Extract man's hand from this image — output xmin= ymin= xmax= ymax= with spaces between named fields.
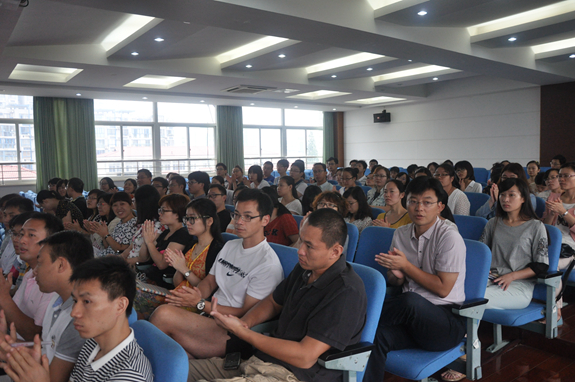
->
xmin=165 ymin=286 xmax=202 ymax=308
xmin=210 ymin=297 xmax=248 ymax=334
xmin=1 ymin=335 xmax=50 ymax=382
xmin=0 ymin=312 xmax=19 ymax=362
xmin=375 ymin=248 xmax=409 ymax=271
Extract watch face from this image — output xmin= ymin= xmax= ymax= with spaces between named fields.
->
xmin=197 ymin=300 xmax=205 ymax=311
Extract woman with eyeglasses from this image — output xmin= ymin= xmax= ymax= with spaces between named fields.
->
xmin=85 ymin=193 xmax=120 ymax=254
xmin=454 ymin=160 xmax=482 ymax=193
xmin=434 ymin=163 xmax=470 ymax=216
xmin=99 ymin=177 xmax=118 ymax=194
xmin=537 ymin=169 xmax=562 ymax=201
xmin=277 ymin=176 xmax=302 ymax=215
xmin=372 ymin=179 xmax=411 ymax=229
xmin=290 ymin=160 xmax=308 ymax=199
xmin=339 ymin=167 xmax=358 ymax=196
xmin=261 ymin=187 xmax=299 ymax=246
xmin=65 ymin=189 xmax=105 ymax=234
xmin=343 ymin=186 xmax=373 ymax=234
xmin=367 ymin=165 xmax=390 ymax=208
xmin=228 ymin=165 xmax=247 ymax=190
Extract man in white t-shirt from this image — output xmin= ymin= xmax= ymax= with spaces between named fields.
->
xmin=150 ymin=188 xmax=284 ymax=359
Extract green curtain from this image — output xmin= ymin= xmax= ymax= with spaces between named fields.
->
xmin=33 ymin=97 xmax=97 ymax=190
xmin=216 ymin=105 xmax=244 ymax=171
xmin=323 ymin=112 xmax=336 ymax=163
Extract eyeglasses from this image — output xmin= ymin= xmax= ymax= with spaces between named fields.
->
xmin=231 ymin=212 xmax=263 ymax=222
xmin=558 ymin=174 xmax=575 ymax=179
xmin=433 ymin=173 xmax=450 ymax=178
xmin=158 ymin=208 xmax=174 ymax=214
xmin=312 ymin=169 xmax=325 ymax=174
xmin=373 ymin=174 xmax=387 ymax=179
xmin=500 ymin=174 xmax=518 ymax=180
xmin=183 ymin=215 xmax=210 ymax=225
xmin=407 ymin=200 xmax=439 ymax=208
xmin=545 ymin=175 xmax=559 ymax=183
xmin=317 ymin=202 xmax=338 ymax=209
xmin=341 ymin=177 xmax=354 ymax=181
xmin=347 ymin=201 xmax=357 ymax=206
xmin=8 ymin=230 xmax=23 ymax=239
xmin=96 ymin=203 xmax=107 ymax=207
xmin=551 ymin=161 xmax=561 ymax=166
xmin=208 ymin=193 xmax=225 ymax=199
xmin=188 ymin=181 xmax=198 ymax=185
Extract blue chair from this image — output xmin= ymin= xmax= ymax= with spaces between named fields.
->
xmin=222 ymin=232 xmax=238 ymax=242
xmin=269 ymin=242 xmax=299 ymax=279
xmin=131 ymin=320 xmax=188 ymax=382
xmin=128 ymin=308 xmax=138 ymax=325
xmin=535 ymin=196 xmax=545 ymax=218
xmin=371 ymin=207 xmax=385 ymax=220
xmin=293 ymin=214 xmax=304 ymax=228
xmin=464 ymin=192 xmax=489 ymax=216
xmin=384 ymin=239 xmax=491 ymax=381
xmin=473 ymin=167 xmax=489 ymax=184
xmin=319 ymin=263 xmax=386 ymax=382
xmin=453 ymin=215 xmax=488 ymax=241
xmin=345 ymin=223 xmax=360 ymax=262
xmin=225 ymin=204 xmax=235 ymax=213
xmin=328 ymin=180 xmax=338 ymax=185
xmin=482 ymin=224 xmax=562 ymax=353
xmin=354 ymin=226 xmax=395 ymax=280
xmin=336 ymin=185 xmax=342 ymax=191
xmin=359 ymin=185 xmax=371 ymax=195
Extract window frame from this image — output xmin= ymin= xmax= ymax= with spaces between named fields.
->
xmin=0 ymin=118 xmax=35 ymax=185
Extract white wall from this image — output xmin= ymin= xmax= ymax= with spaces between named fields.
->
xmin=0 ymin=183 xmax=36 ymax=195
xmin=344 ymin=79 xmax=541 ymax=169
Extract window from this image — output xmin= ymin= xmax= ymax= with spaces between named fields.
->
xmin=243 ymin=107 xmax=323 ymax=169
xmin=0 ymin=95 xmax=35 ymax=183
xmin=95 ymin=100 xmax=216 ymax=178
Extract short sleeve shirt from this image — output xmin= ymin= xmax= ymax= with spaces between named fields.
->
xmin=13 ymin=270 xmax=56 ymax=328
xmin=103 ymin=217 xmax=138 ymax=256
xmin=391 ymin=217 xmax=466 ymax=305
xmin=56 ymin=199 xmax=85 ymax=226
xmin=264 ymin=213 xmax=299 ymax=246
xmin=42 ymin=295 xmax=85 ymax=363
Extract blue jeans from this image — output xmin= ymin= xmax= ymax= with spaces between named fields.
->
xmin=364 ymin=292 xmax=467 ymax=381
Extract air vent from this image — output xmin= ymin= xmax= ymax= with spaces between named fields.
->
xmin=223 ymin=85 xmax=277 ymax=94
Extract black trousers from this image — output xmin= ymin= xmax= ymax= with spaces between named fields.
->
xmin=364 ymin=292 xmax=467 ymax=381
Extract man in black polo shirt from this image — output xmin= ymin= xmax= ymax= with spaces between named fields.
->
xmin=188 ymin=208 xmax=367 ymax=382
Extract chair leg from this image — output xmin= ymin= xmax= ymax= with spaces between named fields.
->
xmin=343 ymin=371 xmax=357 ymax=382
xmin=486 ymin=324 xmax=508 ymax=353
xmin=545 ymin=284 xmax=558 ymax=339
xmin=466 ymin=318 xmax=482 ymax=380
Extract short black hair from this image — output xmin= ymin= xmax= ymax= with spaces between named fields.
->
xmin=305 ymin=208 xmax=347 ymax=248
xmin=67 ymin=177 xmax=84 ymax=193
xmin=70 ymin=256 xmax=136 ymax=317
xmin=209 ymin=183 xmax=227 ymax=195
xmin=8 ymin=211 xmax=36 ymax=229
xmin=277 ymin=159 xmax=289 ymax=168
xmin=327 ymin=157 xmax=339 ymax=164
xmin=39 ymin=230 xmax=93 ymax=271
xmin=137 ymin=169 xmax=153 ymax=178
xmin=263 ymin=161 xmax=273 ymax=169
xmin=47 ymin=178 xmax=62 ymax=187
xmin=171 ymin=175 xmax=187 ymax=188
xmin=369 ymin=159 xmax=378 ymax=165
xmin=110 ymin=191 xmax=132 ymax=207
xmin=235 ymin=188 xmax=273 ymax=218
xmin=407 ymin=164 xmax=419 ymax=174
xmin=248 ymin=165 xmax=264 ymax=183
xmin=454 ymin=160 xmax=475 ymax=181
xmin=100 ymin=177 xmax=117 ymax=190
xmin=357 ymin=160 xmax=368 ymax=171
xmin=389 ymin=166 xmax=399 ymax=173
xmin=534 ymin=172 xmax=546 ymax=186
xmin=37 ymin=190 xmax=62 ymax=203
xmin=216 ymin=163 xmax=228 ymax=171
xmin=27 ymin=212 xmax=65 ymax=236
xmin=405 ymin=176 xmax=444 ymax=202
xmin=313 ymin=162 xmax=327 ymax=172
xmin=1 ymin=194 xmax=21 ymax=209
xmin=152 ymin=177 xmax=169 ymax=189
xmin=553 ymin=154 xmax=567 ymax=165
xmin=134 ymin=185 xmax=160 ymax=224
xmin=414 ymin=167 xmax=432 ymax=178
xmin=301 ymin=185 xmax=322 ymax=215
xmin=188 ymin=171 xmax=210 ymax=194
xmin=212 ymin=176 xmax=225 ymax=185
xmin=4 ymin=197 xmax=34 ymax=213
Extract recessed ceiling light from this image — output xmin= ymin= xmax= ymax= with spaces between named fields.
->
xmin=131 ymin=52 xmax=139 ymax=56
xmin=250 ymin=103 xmax=255 ymax=105
xmin=294 ymin=106 xmax=298 ymax=108
xmin=570 ymin=54 xmax=575 ymax=58
xmin=418 ymin=10 xmax=427 ymax=16
xmin=366 ymin=67 xmax=373 ymax=71
xmin=154 ymin=37 xmax=164 ymax=42
xmin=142 ymin=97 xmax=148 ymax=99
xmin=331 ymin=75 xmax=337 ymax=78
xmin=408 ymin=59 xmax=413 ymax=62
xmin=278 ymin=54 xmax=286 ymax=58
xmin=332 ymin=108 xmax=337 ymax=111
xmin=508 ymin=37 xmax=517 ymax=42
xmin=246 ymin=64 xmax=252 ymax=68
xmin=432 ymin=77 xmax=439 ymax=81
xmin=200 ymin=100 xmax=205 ymax=103
xmin=183 ymin=21 xmax=190 ymax=24
xmin=76 ymin=93 xmax=81 ymax=96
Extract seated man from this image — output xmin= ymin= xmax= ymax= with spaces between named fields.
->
xmin=0 ymin=197 xmax=34 ymax=275
xmin=364 ymin=176 xmax=467 ymax=381
xmin=188 ymin=208 xmax=367 ymax=382
xmin=0 ymin=230 xmax=94 ymax=382
xmin=150 ymin=188 xmax=284 ymax=359
xmin=188 ymin=171 xmax=210 ymax=200
xmin=1 ymin=256 xmax=153 ymax=382
xmin=67 ymin=178 xmax=89 ymax=219
xmin=137 ymin=169 xmax=153 ymax=187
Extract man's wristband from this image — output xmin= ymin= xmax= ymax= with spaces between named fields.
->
xmin=563 ymin=211 xmax=569 ymax=217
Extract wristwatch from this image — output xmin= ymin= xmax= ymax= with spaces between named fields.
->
xmin=184 ymin=270 xmax=191 ymax=278
xmin=197 ymin=298 xmax=206 ymax=311
xmin=563 ymin=211 xmax=569 ymax=217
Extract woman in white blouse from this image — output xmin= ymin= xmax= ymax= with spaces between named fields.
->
xmin=434 ymin=163 xmax=470 ymax=216
xmin=454 ymin=160 xmax=482 ymax=193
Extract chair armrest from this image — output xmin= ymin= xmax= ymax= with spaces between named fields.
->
xmin=251 ymin=320 xmax=278 ymax=334
xmin=319 ymin=342 xmax=374 ymax=362
xmin=537 ymin=272 xmax=562 ymax=288
xmin=318 ymin=342 xmax=374 ymax=372
xmin=539 ymin=271 xmax=563 ymax=279
xmin=452 ymin=298 xmax=488 ymax=319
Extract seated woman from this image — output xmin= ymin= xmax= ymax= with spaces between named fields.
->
xmin=526 ymin=160 xmax=540 ymax=194
xmin=290 ymin=161 xmax=308 ymax=198
xmin=138 ymin=193 xmax=191 ymax=287
xmin=367 ymin=165 xmax=389 ymax=208
xmin=335 ymin=168 xmax=343 ymax=186
xmin=123 ymin=178 xmax=137 ymax=195
xmin=247 ymin=165 xmax=270 ymax=189
xmin=37 ymin=190 xmax=84 ymax=226
xmin=534 ymin=172 xmax=547 ymax=194
xmin=56 ymin=179 xmax=68 ymax=199
xmin=365 ymin=173 xmax=375 ymax=188
xmin=396 ymin=172 xmax=410 ymax=187
xmin=372 ymin=179 xmax=411 ymax=229
xmin=427 ymin=162 xmax=439 ymax=174
xmin=343 ymin=186 xmax=373 ymax=234
xmin=228 ymin=165 xmax=247 ymax=190
xmin=99 ymin=177 xmax=118 ymax=193
xmin=277 ymin=176 xmax=302 ymax=215
xmin=414 ymin=167 xmax=432 ymax=178
xmin=64 ymin=189 xmax=104 ymax=233
xmin=301 ymin=185 xmax=322 ymax=216
xmin=261 ymin=187 xmax=299 ymax=246
xmin=537 ymin=169 xmax=561 ymax=201
xmin=211 ymin=175 xmax=225 ymax=186
xmin=434 ymin=163 xmax=470 ymax=216
xmin=94 ymin=192 xmax=137 ymax=257
xmin=477 ymin=162 xmax=537 ymax=219
xmin=454 ymin=160 xmax=482 ymax=193
xmin=85 ymin=193 xmax=121 ymax=254
xmin=312 ymin=191 xmax=348 ymax=217
xmin=339 ymin=167 xmax=358 ymax=196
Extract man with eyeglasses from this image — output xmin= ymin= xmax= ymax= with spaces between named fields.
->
xmin=0 ymin=197 xmax=34 ymax=277
xmin=188 ymin=171 xmax=210 ymax=200
xmin=273 ymin=159 xmax=290 ymax=185
xmin=150 ymin=189 xmax=283 ymax=361
xmin=311 ymin=163 xmax=336 ymax=192
xmin=209 ymin=184 xmax=232 ymax=232
xmin=136 ymin=169 xmax=153 ymax=187
xmin=326 ymin=157 xmax=338 ymax=181
xmin=365 ymin=177 xmax=467 ymax=381
xmin=551 ymin=154 xmax=567 ymax=170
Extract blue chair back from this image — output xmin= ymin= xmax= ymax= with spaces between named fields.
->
xmin=473 ymin=167 xmax=489 ymax=184
xmin=453 ymin=215 xmax=488 ymax=241
xmin=225 ymin=204 xmax=235 ymax=213
xmin=535 ymin=197 xmax=545 ymax=219
xmin=345 ymin=223 xmax=360 ymax=262
xmin=327 ymin=180 xmax=338 ymax=185
xmin=464 ymin=192 xmax=489 ymax=216
xmin=371 ymin=207 xmax=385 ymax=220
xmin=222 ymin=232 xmax=238 ymax=242
xmin=354 ymin=226 xmax=395 ymax=280
xmin=269 ymin=242 xmax=299 ymax=279
xmin=360 ymin=186 xmax=371 ymax=195
xmin=335 ymin=185 xmax=342 ymax=191
xmin=463 ymin=239 xmax=491 ymax=300
xmin=128 ymin=308 xmax=138 ymax=325
xmin=533 ymin=224 xmax=561 ymax=300
xmin=293 ymin=215 xmax=304 ymax=228
xmin=131 ymin=320 xmax=188 ymax=382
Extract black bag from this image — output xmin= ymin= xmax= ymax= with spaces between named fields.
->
xmin=560 ymin=243 xmax=575 ymax=258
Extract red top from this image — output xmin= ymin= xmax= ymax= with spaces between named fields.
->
xmin=264 ymin=213 xmax=299 ymax=246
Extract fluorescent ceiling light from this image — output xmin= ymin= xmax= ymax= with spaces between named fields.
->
xmin=8 ymin=64 xmax=83 ymax=83
xmin=417 ymin=10 xmax=427 ymax=16
xmin=532 ymin=36 xmax=575 ymax=57
xmin=371 ymin=65 xmax=453 ymax=82
xmin=306 ymin=53 xmax=385 ymax=74
xmin=216 ymin=36 xmax=289 ymax=64
xmin=124 ymin=75 xmax=195 ymax=90
xmin=287 ymin=90 xmax=351 ymax=100
xmin=467 ymin=1 xmax=575 ymax=37
xmin=346 ymin=96 xmax=405 ymax=105
xmin=100 ymin=14 xmax=160 ymax=53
